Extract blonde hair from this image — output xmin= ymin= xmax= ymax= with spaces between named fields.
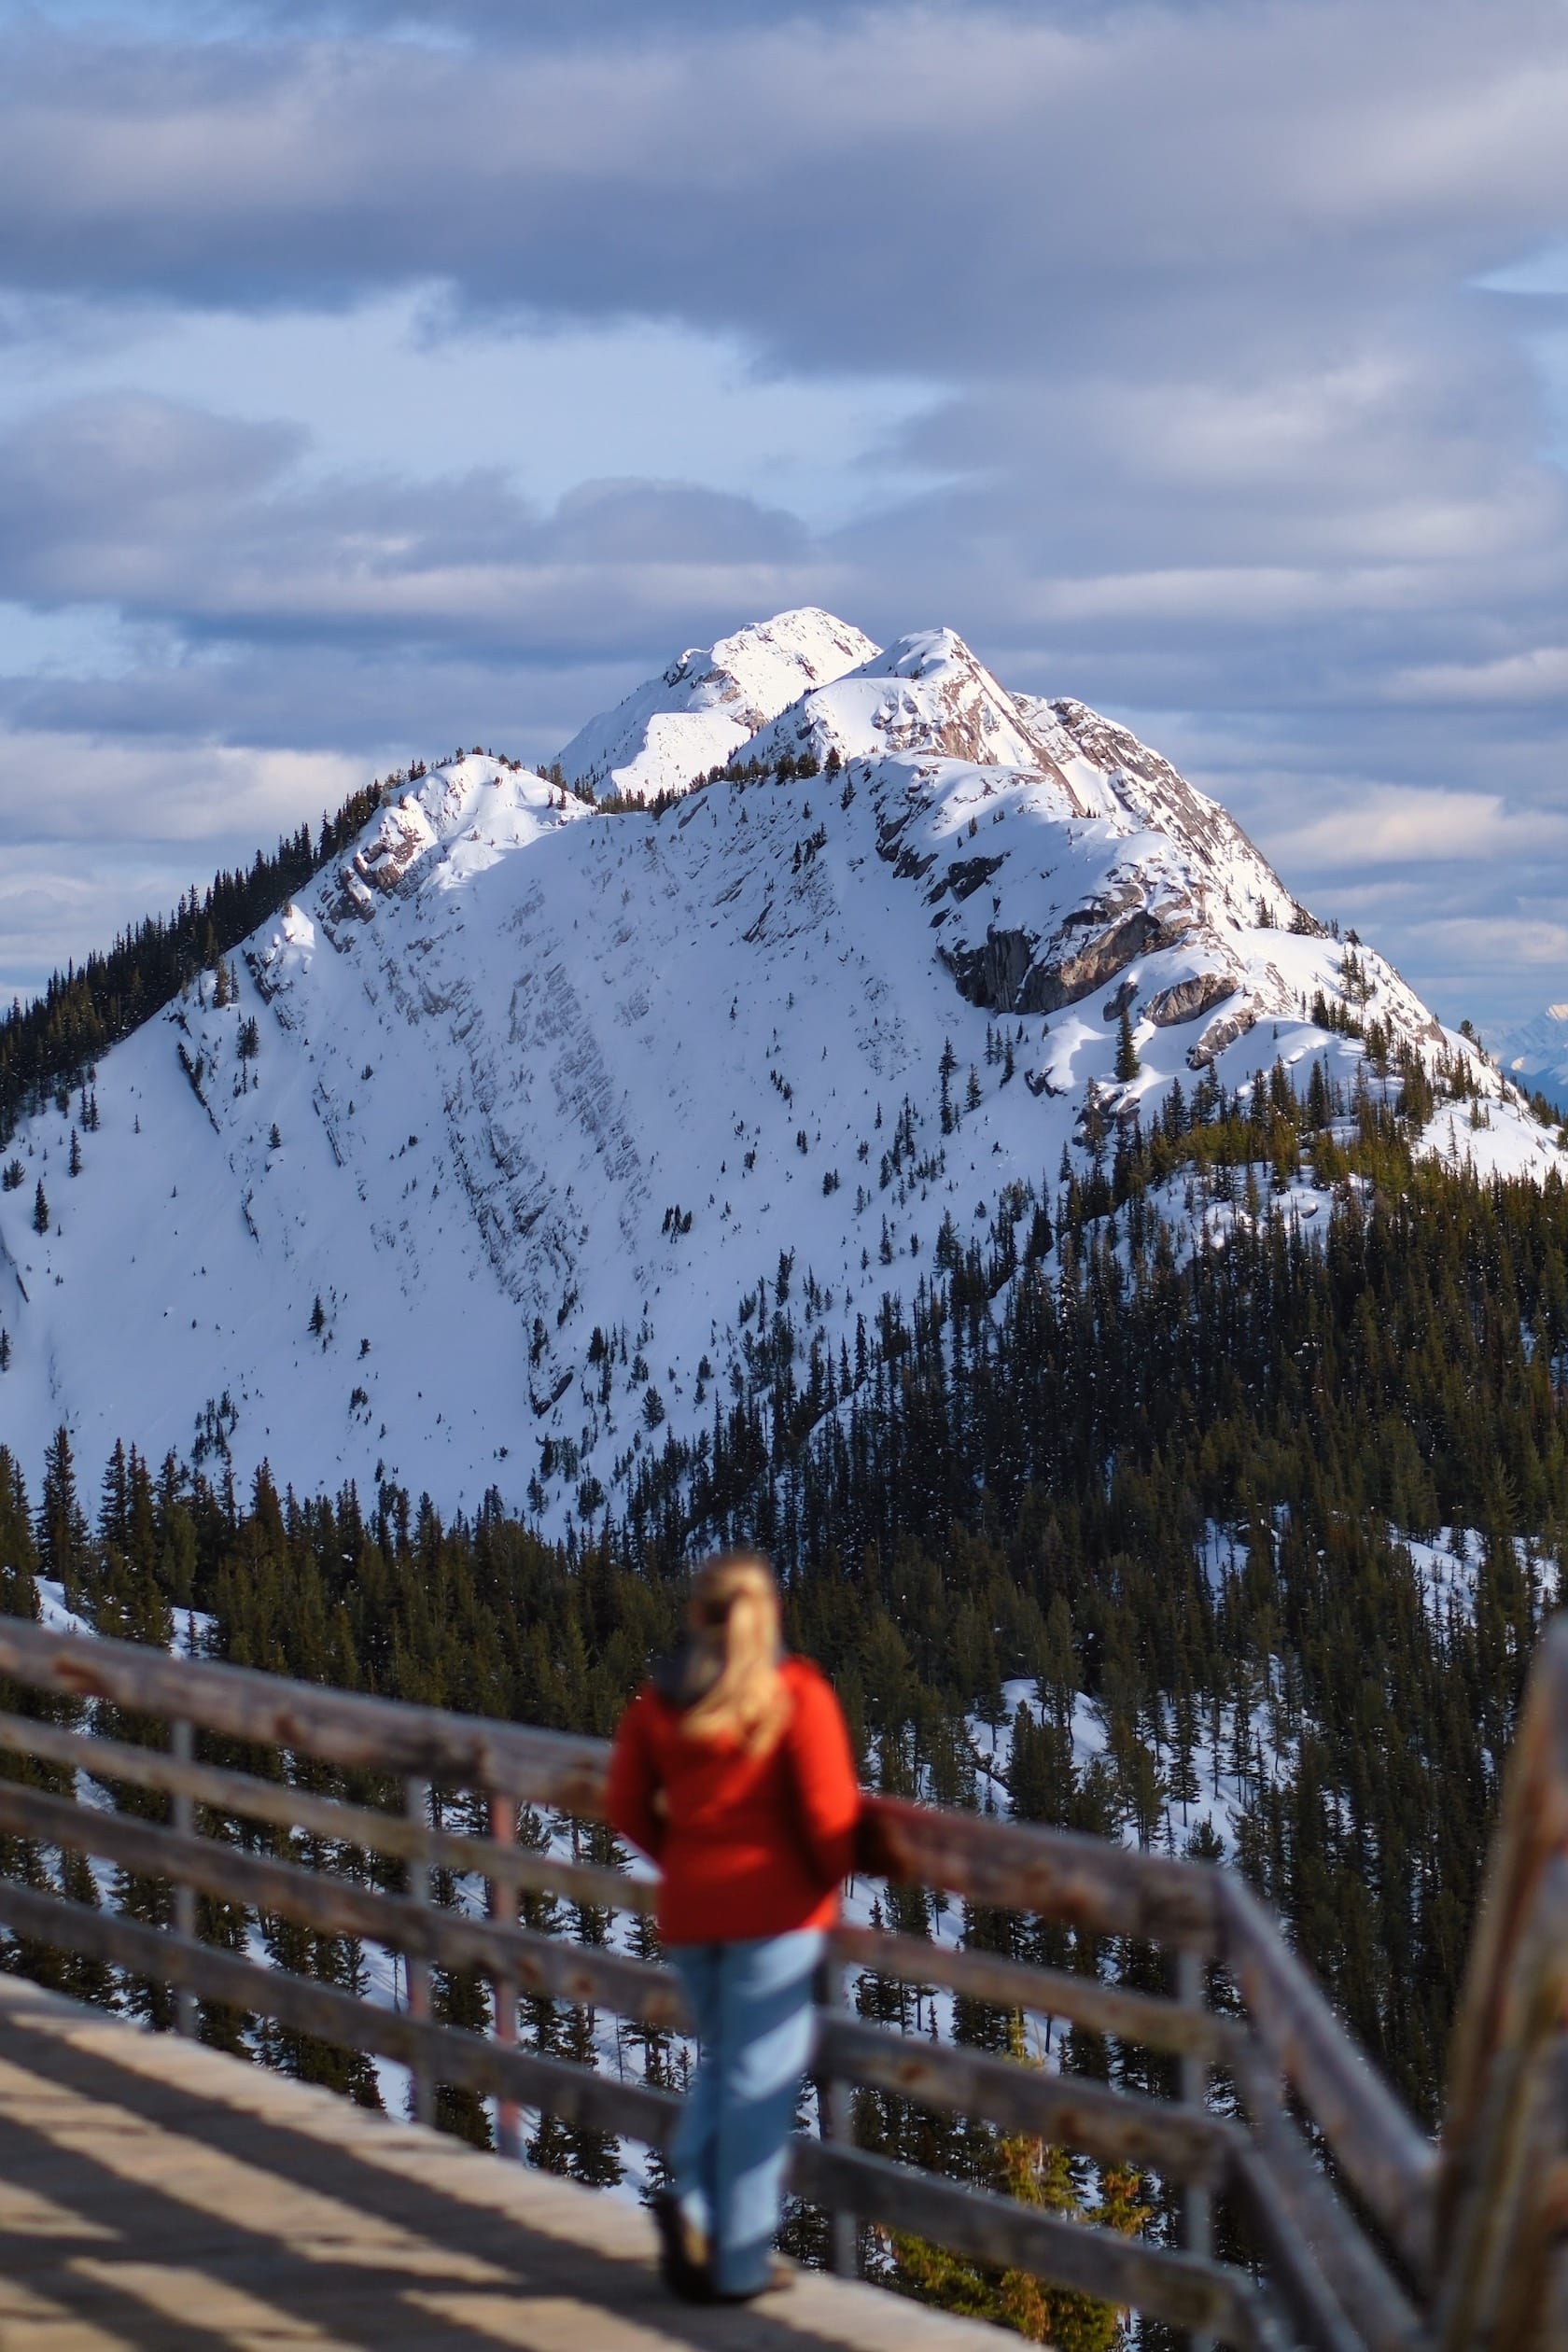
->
xmin=680 ymin=1550 xmax=791 ymax=1758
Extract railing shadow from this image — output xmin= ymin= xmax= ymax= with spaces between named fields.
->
xmin=0 ymin=1611 xmax=1563 ymax=2348
xmin=0 ymin=1978 xmax=910 ymax=2352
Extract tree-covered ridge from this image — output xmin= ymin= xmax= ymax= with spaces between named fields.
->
xmin=0 ymin=1128 xmax=1562 ymax=2340
xmin=2 ymin=1091 xmax=1563 ymax=2133
xmin=0 ymin=779 xmax=385 ymax=1146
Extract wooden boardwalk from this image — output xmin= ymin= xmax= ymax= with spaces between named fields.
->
xmin=0 ymin=1977 xmax=1002 ymax=2352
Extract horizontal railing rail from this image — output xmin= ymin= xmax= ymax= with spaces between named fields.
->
xmin=0 ymin=1610 xmax=1561 ymax=2349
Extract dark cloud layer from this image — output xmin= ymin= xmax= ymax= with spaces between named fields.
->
xmin=1 ymin=0 xmax=1565 ymax=1032
xmin=5 ymin=6 xmax=1566 ymax=357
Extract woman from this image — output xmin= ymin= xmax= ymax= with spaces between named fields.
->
xmin=606 ymin=1549 xmax=861 ymax=2304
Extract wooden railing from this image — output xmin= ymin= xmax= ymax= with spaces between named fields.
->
xmin=0 ymin=1612 xmax=1561 ymax=2351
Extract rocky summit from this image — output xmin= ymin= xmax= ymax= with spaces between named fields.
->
xmin=0 ymin=610 xmax=1559 ymax=1526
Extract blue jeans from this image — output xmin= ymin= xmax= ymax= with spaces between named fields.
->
xmin=668 ymin=1929 xmax=824 ymax=2296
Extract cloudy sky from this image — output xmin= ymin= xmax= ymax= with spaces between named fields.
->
xmin=3 ymin=0 xmax=1566 ymax=1040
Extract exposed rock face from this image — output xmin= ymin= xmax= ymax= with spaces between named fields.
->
xmin=6 ymin=615 xmax=1542 ymax=1534
xmin=945 ymin=903 xmax=1192 ymax=1016
xmin=356 ymin=797 xmax=437 ymax=895
xmin=1188 ymin=1000 xmax=1259 ymax=1069
xmin=1147 ymin=971 xmax=1239 ymax=1028
xmin=1022 ymin=910 xmax=1183 ymax=1014
xmin=940 ymin=854 xmax=1006 ymax=904
xmin=1021 ymin=696 xmax=1289 ymax=914
xmin=946 ymin=927 xmax=1033 ymax=1010
xmin=748 ymin=628 xmax=1092 ymax=805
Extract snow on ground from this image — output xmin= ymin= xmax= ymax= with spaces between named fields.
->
xmin=1404 ymin=1526 xmax=1561 ymax=1624
xmin=1493 ymin=1003 xmax=1568 ymax=1118
xmin=0 ymin=616 xmax=1558 ymax=1528
xmin=35 ymin=1579 xmax=93 ymax=1641
xmin=556 ymin=609 xmax=877 ymax=802
xmin=8 ymin=1503 xmax=1561 ymax=2170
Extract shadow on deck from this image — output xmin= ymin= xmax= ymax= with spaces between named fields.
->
xmin=0 ymin=1976 xmax=997 ymax=2352
xmin=0 ymin=1616 xmax=1565 ymax=2346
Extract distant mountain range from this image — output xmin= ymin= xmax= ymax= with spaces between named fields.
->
xmin=1 ymin=609 xmax=1559 ymax=1520
xmin=1494 ymin=1004 xmax=1568 ymax=1115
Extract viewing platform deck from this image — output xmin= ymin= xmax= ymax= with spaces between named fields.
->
xmin=0 ymin=1975 xmax=997 ymax=2352
xmin=0 ymin=1614 xmax=1563 ymax=2347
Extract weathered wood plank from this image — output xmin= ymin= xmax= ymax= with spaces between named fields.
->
xmin=0 ymin=1621 xmax=1225 ymax=1953
xmin=1229 ymin=2051 xmax=1426 ymax=2352
xmin=1430 ymin=1880 xmax=1568 ymax=2352
xmin=790 ymin=2138 xmax=1286 ymax=2349
xmin=0 ymin=1873 xmax=680 ymax=2149
xmin=859 ymin=1793 xmax=1224 ymax=1952
xmin=0 ymin=1709 xmax=653 ymax=1914
xmin=1405 ymin=1618 xmax=1568 ymax=2344
xmin=1441 ymin=1621 xmax=1568 ymax=2141
xmin=830 ymin=1924 xmax=1246 ymax=2064
xmin=1228 ymin=2137 xmax=1374 ymax=2352
xmin=0 ymin=1776 xmax=684 ymax=2028
xmin=1218 ymin=1874 xmax=1435 ymax=2288
xmin=816 ymin=2014 xmax=1240 ymax=2191
xmin=0 ymin=1617 xmax=611 ymax=1813
xmin=0 ymin=1974 xmax=1009 ymax=2352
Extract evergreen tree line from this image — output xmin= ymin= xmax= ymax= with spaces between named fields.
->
xmin=0 ymin=1436 xmax=1172 ymax=2343
xmin=0 ymin=1065 xmax=1564 ymax=2339
xmin=0 ymin=781 xmax=385 ymax=1146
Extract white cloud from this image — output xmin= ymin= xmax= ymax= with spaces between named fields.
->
xmin=1421 ymin=914 xmax=1568 ymax=969
xmin=1270 ymin=787 xmax=1568 ymax=869
xmin=1388 ymin=646 xmax=1568 ymax=703
xmin=0 ymin=733 xmax=371 ymax=997
xmin=1 ymin=0 xmax=1567 ymax=1039
xmin=0 ymin=727 xmax=366 ymax=849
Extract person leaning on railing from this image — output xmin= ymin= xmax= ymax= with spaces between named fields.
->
xmin=606 ymin=1549 xmax=861 ymax=2304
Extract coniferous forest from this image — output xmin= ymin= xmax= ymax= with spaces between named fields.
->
xmin=2 ymin=938 xmax=1565 ymax=2340
xmin=0 ymin=778 xmax=386 ymax=1148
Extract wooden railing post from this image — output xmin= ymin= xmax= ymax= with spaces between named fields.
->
xmin=0 ymin=1618 xmax=1485 ymax=2348
xmin=816 ymin=1957 xmax=858 ymax=2277
xmin=488 ymin=1791 xmax=521 ymax=2161
xmin=169 ymin=1717 xmax=197 ymax=2039
xmin=1177 ymin=1946 xmax=1214 ymax=2352
xmin=405 ymin=1776 xmax=435 ymax=2129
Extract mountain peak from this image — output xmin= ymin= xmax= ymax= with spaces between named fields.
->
xmin=557 ymin=607 xmax=876 ymax=800
xmin=742 ymin=623 xmax=1053 ymax=775
xmin=1 ymin=606 xmax=1560 ymax=1528
xmin=1495 ymin=1002 xmax=1568 ymax=1114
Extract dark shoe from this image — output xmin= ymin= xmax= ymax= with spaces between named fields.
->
xmin=651 ymin=2189 xmax=711 ymax=2303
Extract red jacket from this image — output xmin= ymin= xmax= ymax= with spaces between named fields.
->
xmin=605 ymin=1655 xmax=861 ymax=1945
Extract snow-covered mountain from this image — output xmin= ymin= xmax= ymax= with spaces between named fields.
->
xmin=0 ymin=612 xmax=1559 ymax=1524
xmin=1494 ymin=1005 xmax=1568 ymax=1115
xmin=556 ymin=608 xmax=877 ymax=801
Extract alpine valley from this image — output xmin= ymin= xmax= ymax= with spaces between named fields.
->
xmin=0 ymin=609 xmax=1561 ymax=1532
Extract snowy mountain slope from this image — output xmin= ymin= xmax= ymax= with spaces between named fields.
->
xmin=1494 ymin=1004 xmax=1568 ymax=1115
xmin=740 ymin=627 xmax=1444 ymax=1066
xmin=0 ymin=620 xmax=1559 ymax=1525
xmin=555 ymin=608 xmax=877 ymax=801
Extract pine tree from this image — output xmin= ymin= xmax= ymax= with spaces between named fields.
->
xmin=32 ymin=1179 xmax=49 ymax=1235
xmin=36 ymin=1427 xmax=91 ymax=1610
xmin=1114 ymin=1004 xmax=1141 ymax=1083
xmin=0 ymin=1445 xmax=38 ymax=1614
